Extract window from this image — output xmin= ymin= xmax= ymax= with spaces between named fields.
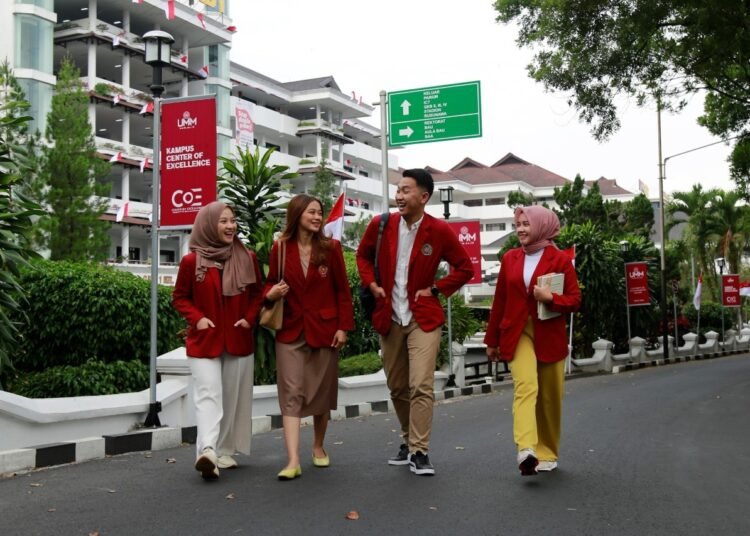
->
xmin=160 ymin=250 xmax=176 ymax=264
xmin=485 ymin=197 xmax=505 ymax=206
xmin=485 ymin=223 xmax=506 ymax=231
xmin=265 ymin=142 xmax=281 ymax=151
xmin=344 ymin=165 xmax=353 ymax=173
xmin=358 ymin=169 xmax=369 ymax=177
xmin=116 ymin=247 xmax=141 ymax=262
xmin=463 ymin=199 xmax=482 ymax=207
xmin=15 ymin=14 xmax=53 ymax=73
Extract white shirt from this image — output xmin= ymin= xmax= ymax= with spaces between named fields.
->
xmin=392 ymin=215 xmax=423 ymax=326
xmin=523 ymin=249 xmax=544 ymax=290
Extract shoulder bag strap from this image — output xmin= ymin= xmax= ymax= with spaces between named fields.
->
xmin=373 ymin=211 xmax=389 ymax=284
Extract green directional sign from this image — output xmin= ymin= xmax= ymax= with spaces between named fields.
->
xmin=388 ymin=81 xmax=482 ymax=146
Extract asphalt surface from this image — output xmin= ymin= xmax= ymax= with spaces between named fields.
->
xmin=1 ymin=355 xmax=749 ymax=536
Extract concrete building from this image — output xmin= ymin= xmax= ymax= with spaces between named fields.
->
xmin=3 ymin=0 xmax=399 ymax=284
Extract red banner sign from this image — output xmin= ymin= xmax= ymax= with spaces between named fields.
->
xmin=722 ymin=274 xmax=741 ymax=307
xmin=448 ymin=220 xmax=482 ymax=285
xmin=160 ymin=96 xmax=217 ymax=228
xmin=625 ymin=261 xmax=650 ymax=306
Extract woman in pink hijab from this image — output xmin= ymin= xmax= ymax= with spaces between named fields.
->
xmin=484 ymin=205 xmax=581 ymax=476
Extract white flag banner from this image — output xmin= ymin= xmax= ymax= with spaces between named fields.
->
xmin=693 ymin=275 xmax=702 ymax=310
xmin=116 ymin=202 xmax=129 ymax=222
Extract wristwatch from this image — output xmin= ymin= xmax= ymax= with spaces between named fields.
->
xmin=430 ymin=286 xmax=440 ymax=297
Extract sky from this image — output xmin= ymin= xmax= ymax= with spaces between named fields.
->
xmin=227 ymin=0 xmax=735 ymax=197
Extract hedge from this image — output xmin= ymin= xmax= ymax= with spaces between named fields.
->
xmin=12 ymin=260 xmax=186 ymax=371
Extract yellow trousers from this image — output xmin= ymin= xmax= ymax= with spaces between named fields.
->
xmin=509 ymin=317 xmax=566 ymax=461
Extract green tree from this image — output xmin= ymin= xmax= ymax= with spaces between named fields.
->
xmin=668 ymin=184 xmax=719 ymax=299
xmin=310 ymin=142 xmax=338 ymax=214
xmin=506 ymin=189 xmax=535 ymax=208
xmin=622 ymin=194 xmax=655 ymax=239
xmin=39 ymin=57 xmax=111 ymax=260
xmin=0 ymin=104 xmax=43 ymax=386
xmin=707 ymin=189 xmax=748 ymax=276
xmin=217 ymin=146 xmax=297 ymax=267
xmin=0 ymin=61 xmax=43 ymax=216
xmin=493 ymin=1 xmax=750 ymax=193
xmin=553 ymin=175 xmax=608 ymax=229
xmin=342 ymin=212 xmax=372 ymax=249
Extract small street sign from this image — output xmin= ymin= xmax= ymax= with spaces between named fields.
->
xmin=387 ymin=81 xmax=482 ymax=146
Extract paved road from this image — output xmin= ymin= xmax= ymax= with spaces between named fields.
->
xmin=1 ymin=355 xmax=749 ymax=536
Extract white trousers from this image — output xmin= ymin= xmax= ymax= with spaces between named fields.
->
xmin=189 ymin=353 xmax=254 ymax=457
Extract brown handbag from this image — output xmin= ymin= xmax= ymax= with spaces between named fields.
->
xmin=259 ymin=241 xmax=285 ymax=330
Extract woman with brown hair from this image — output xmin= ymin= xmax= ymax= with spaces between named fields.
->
xmin=264 ymin=194 xmax=354 ymax=480
xmin=173 ymin=201 xmax=264 ymax=480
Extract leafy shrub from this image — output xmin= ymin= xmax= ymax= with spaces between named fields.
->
xmin=340 ymin=250 xmax=380 ymax=359
xmin=339 ymin=352 xmax=381 ymax=377
xmin=12 ymin=260 xmax=185 ymax=371
xmin=7 ymin=358 xmax=149 ymax=398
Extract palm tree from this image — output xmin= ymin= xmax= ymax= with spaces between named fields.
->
xmin=667 ymin=184 xmax=720 ymax=299
xmin=707 ymin=189 xmax=749 ymax=276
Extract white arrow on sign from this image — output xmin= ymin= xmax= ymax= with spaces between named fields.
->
xmin=400 ymin=100 xmax=411 ymax=116
xmin=398 ymin=126 xmax=414 ymax=137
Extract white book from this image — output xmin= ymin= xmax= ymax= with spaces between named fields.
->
xmin=537 ymin=272 xmax=564 ymax=320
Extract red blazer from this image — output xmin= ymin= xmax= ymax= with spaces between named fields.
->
xmin=356 ymin=212 xmax=474 ymax=336
xmin=173 ymin=251 xmax=264 ymax=358
xmin=263 ymin=239 xmax=354 ymax=348
xmin=483 ymin=246 xmax=581 ymax=362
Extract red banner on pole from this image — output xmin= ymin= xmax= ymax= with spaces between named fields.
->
xmin=160 ymin=96 xmax=217 ymax=228
xmin=447 ymin=220 xmax=482 ymax=285
xmin=722 ymin=274 xmax=741 ymax=307
xmin=625 ymin=261 xmax=650 ymax=306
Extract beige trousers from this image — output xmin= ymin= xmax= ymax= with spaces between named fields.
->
xmin=189 ymin=352 xmax=254 ymax=456
xmin=380 ymin=321 xmax=442 ymax=453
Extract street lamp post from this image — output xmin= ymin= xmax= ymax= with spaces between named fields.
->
xmin=717 ymin=256 xmax=726 ymax=344
xmin=439 ymin=186 xmax=456 ymax=387
xmin=143 ymin=30 xmax=174 ymax=428
xmin=620 ymin=240 xmax=632 ymax=350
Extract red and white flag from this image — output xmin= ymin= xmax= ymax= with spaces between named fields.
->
xmin=740 ymin=280 xmax=750 ymax=297
xmin=180 ymin=54 xmax=188 ymax=64
xmin=109 ymin=152 xmax=123 ymax=163
xmin=113 ymin=30 xmax=126 ymax=47
xmin=140 ymin=157 xmax=150 ymax=173
xmin=116 ymin=202 xmax=129 ymax=222
xmin=140 ymin=102 xmax=154 ymax=115
xmin=226 ymin=25 xmax=237 ymax=32
xmin=693 ymin=275 xmax=703 ymax=310
xmin=113 ymin=94 xmax=121 ymax=105
xmin=132 ymin=0 xmax=143 ymax=4
xmin=197 ymin=13 xmax=206 ymax=29
xmin=324 ymin=193 xmax=345 ymax=240
xmin=562 ymin=245 xmax=576 ymax=266
xmin=198 ymin=65 xmax=209 ymax=78
xmin=164 ymin=0 xmax=175 ymax=20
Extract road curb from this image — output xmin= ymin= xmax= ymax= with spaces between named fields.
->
xmin=0 ymin=380 xmax=506 ymax=476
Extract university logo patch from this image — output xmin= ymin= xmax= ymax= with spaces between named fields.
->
xmin=421 ymin=244 xmax=433 ymax=256
xmin=318 ymin=265 xmax=329 ymax=277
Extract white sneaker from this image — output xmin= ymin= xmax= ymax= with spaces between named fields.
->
xmin=517 ymin=448 xmax=538 ymax=476
xmin=217 ymin=455 xmax=238 ymax=469
xmin=537 ymin=460 xmax=558 ymax=472
xmin=195 ymin=447 xmax=219 ymax=480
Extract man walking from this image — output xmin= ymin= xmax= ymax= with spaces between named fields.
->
xmin=357 ymin=169 xmax=473 ymax=475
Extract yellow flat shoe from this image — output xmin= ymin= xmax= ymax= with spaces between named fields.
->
xmin=312 ymin=451 xmax=330 ymax=468
xmin=277 ymin=466 xmax=302 ymax=480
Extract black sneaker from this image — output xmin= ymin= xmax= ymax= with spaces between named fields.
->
xmin=388 ymin=443 xmax=410 ymax=466
xmin=409 ymin=451 xmax=435 ymax=476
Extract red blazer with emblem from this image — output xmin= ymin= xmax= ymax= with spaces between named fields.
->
xmin=483 ymin=246 xmax=581 ymax=362
xmin=356 ymin=212 xmax=474 ymax=336
xmin=263 ymin=239 xmax=354 ymax=348
xmin=173 ymin=251 xmax=264 ymax=358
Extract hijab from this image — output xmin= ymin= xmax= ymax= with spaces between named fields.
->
xmin=514 ymin=205 xmax=560 ymax=254
xmin=189 ymin=201 xmax=256 ymax=296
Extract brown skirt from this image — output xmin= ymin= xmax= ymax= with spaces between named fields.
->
xmin=275 ymin=336 xmax=338 ymax=417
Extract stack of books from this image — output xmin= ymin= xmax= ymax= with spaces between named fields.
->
xmin=537 ymin=273 xmax=564 ymax=320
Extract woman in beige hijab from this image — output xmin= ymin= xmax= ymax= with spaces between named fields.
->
xmin=173 ymin=202 xmax=264 ymax=480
